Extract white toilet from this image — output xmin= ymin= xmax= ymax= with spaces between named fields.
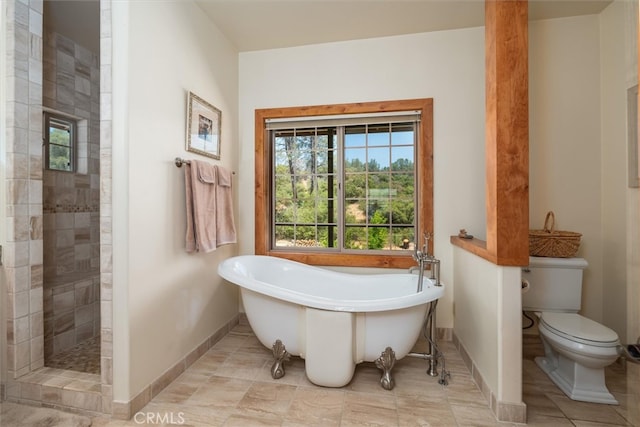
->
xmin=522 ymin=256 xmax=621 ymax=405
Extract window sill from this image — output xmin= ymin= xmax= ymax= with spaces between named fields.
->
xmin=263 ymin=250 xmax=416 ymax=269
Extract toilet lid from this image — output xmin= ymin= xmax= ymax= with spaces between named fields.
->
xmin=540 ymin=312 xmax=619 ymax=345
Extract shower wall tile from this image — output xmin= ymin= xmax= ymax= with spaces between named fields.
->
xmin=76 ymin=322 xmax=94 ymax=343
xmin=29 ymin=239 xmax=42 ymax=264
xmin=42 ymin=272 xmax=100 ymax=359
xmin=75 ymin=243 xmax=90 ymax=260
xmin=53 ymin=291 xmax=74 ymax=313
xmin=75 ymin=227 xmax=90 ymax=243
xmin=29 ymin=287 xmax=42 ymax=312
xmin=31 ymin=264 xmax=43 ymax=289
xmin=9 ymin=152 xmax=29 ymax=179
xmin=75 ymin=305 xmax=93 ymax=326
xmin=30 ymin=215 xmax=42 ymax=239
xmin=15 ymin=346 xmax=30 ymax=377
xmin=12 ymin=76 xmax=29 ymax=103
xmin=75 ymin=280 xmax=93 ymax=305
xmin=9 ymin=128 xmax=29 ymax=155
xmin=6 ymin=266 xmax=30 ymax=294
xmin=56 ymin=248 xmax=75 ymax=275
xmin=4 ymin=0 xmax=43 ymax=382
xmin=54 ymin=330 xmax=75 ymax=353
xmin=29 ymin=155 xmax=42 ymax=179
xmin=28 ymin=179 xmax=41 ymax=204
xmin=54 ymin=311 xmax=74 ymax=334
xmin=7 ymin=215 xmax=30 ymax=241
xmin=8 ymin=179 xmax=29 ymax=204
xmin=55 ymin=212 xmax=74 ymax=228
xmin=30 ymin=336 xmax=44 ymax=367
xmin=13 ymin=291 xmax=30 ymax=319
xmin=14 ymin=316 xmax=30 ymax=343
xmin=30 ymin=312 xmax=43 ymax=337
xmin=7 ymin=204 xmax=29 ymax=218
xmin=14 ymin=241 xmax=30 ymax=267
xmin=100 ymin=1 xmax=116 ymax=414
xmin=56 ymin=229 xmax=74 ymax=248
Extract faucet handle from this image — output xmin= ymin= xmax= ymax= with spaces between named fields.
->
xmin=423 ymin=231 xmax=432 ymax=246
xmin=422 ymin=232 xmax=432 ymax=254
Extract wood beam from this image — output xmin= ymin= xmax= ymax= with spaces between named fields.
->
xmin=452 ymin=0 xmax=529 ymax=266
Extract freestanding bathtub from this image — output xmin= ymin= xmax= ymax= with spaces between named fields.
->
xmin=217 ymin=255 xmax=445 ymax=389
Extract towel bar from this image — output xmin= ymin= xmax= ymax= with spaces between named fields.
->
xmin=175 ymin=157 xmax=190 ymax=167
xmin=175 ymin=157 xmax=235 ymax=174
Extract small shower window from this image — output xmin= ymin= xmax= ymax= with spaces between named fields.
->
xmin=44 ymin=112 xmax=76 ymax=172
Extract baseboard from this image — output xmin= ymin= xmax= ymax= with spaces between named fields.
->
xmin=112 ymin=314 xmax=240 ymax=420
xmin=452 ymin=332 xmax=527 ymax=424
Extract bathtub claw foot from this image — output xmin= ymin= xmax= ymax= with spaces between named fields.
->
xmin=271 ymin=339 xmax=290 ymax=379
xmin=375 ymin=347 xmax=396 ymax=390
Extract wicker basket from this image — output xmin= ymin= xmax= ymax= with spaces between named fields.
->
xmin=529 ymin=211 xmax=581 ymax=258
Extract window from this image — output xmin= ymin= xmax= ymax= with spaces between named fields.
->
xmin=44 ymin=112 xmax=76 ymax=172
xmin=256 ymin=99 xmax=433 ymax=268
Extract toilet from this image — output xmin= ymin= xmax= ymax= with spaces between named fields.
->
xmin=522 ymin=256 xmax=621 ymax=405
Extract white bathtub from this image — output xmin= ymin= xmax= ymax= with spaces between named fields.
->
xmin=218 ymin=255 xmax=444 ymax=388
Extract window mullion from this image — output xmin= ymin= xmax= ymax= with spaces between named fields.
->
xmin=337 ymin=126 xmax=345 ymax=251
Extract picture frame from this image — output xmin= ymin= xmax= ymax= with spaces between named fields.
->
xmin=186 ymin=91 xmax=221 ymax=160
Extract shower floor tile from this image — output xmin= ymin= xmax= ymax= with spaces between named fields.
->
xmin=45 ymin=335 xmax=101 ymax=375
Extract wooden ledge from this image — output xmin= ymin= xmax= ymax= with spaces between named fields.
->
xmin=450 ymin=235 xmax=528 ymax=266
xmin=450 ymin=236 xmax=497 ymax=265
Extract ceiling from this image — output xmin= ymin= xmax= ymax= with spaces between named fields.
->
xmin=196 ymin=0 xmax=614 ymax=52
xmin=43 ymin=0 xmax=613 ymax=54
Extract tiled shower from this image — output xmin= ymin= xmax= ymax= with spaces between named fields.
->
xmin=42 ymin=27 xmax=101 ymax=368
xmin=2 ymin=0 xmax=112 ymax=414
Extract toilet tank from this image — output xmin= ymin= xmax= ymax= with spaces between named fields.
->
xmin=521 ymin=257 xmax=588 ymax=312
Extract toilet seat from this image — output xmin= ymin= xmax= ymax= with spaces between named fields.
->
xmin=540 ymin=312 xmax=619 ymax=347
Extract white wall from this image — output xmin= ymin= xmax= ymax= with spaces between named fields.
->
xmin=239 ymin=28 xmax=488 ymax=330
xmin=528 ymin=6 xmax=634 ymax=341
xmin=529 ymin=15 xmax=605 ymax=322
xmin=111 ymin=1 xmax=239 ymax=401
xmin=453 ymin=246 xmax=522 ymax=404
xmin=600 ymin=1 xmax=631 ymax=341
xmin=620 ymin=0 xmax=640 ymax=346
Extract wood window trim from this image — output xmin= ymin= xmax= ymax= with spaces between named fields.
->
xmin=255 ymin=98 xmax=433 ymax=268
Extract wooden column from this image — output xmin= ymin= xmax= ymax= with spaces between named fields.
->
xmin=452 ymin=0 xmax=529 ymax=266
xmin=485 ymin=0 xmax=529 ymax=265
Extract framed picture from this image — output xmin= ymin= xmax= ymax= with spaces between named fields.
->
xmin=186 ymin=91 xmax=221 ymax=160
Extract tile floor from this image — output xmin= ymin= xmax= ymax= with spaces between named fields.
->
xmin=86 ymin=323 xmax=639 ymax=427
xmin=521 ymin=333 xmax=639 ymax=427
xmin=4 ymin=321 xmax=639 ymax=426
xmin=45 ymin=335 xmax=101 ymax=375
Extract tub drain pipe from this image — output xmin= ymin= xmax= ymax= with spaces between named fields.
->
xmin=426 ymin=300 xmax=438 ymax=377
xmin=408 ymin=300 xmax=449 ymax=384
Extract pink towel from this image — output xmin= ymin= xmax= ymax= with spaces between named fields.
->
xmin=184 ymin=161 xmax=236 ymax=252
xmin=184 ymin=163 xmax=197 ymax=253
xmin=184 ymin=160 xmax=218 ymax=253
xmin=215 ymin=165 xmax=237 ymax=246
